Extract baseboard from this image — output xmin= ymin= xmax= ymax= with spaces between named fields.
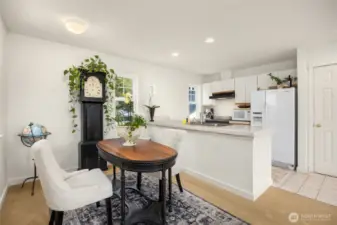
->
xmin=184 ymin=168 xmax=254 ymax=200
xmin=297 ymin=165 xmax=309 ymax=173
xmin=0 ymin=185 xmax=8 ymax=210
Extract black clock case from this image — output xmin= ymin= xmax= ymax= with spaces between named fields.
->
xmin=78 ymin=71 xmax=108 ymax=171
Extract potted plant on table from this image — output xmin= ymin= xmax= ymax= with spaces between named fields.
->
xmin=114 ymin=93 xmax=147 ymax=146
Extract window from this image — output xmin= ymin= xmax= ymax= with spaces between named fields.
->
xmin=189 ymin=86 xmax=197 ymax=117
xmin=116 ymin=77 xmax=133 ymax=98
xmin=115 ymin=77 xmax=134 ymax=122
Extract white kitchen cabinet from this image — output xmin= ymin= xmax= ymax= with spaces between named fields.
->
xmin=202 ymin=83 xmax=214 ymax=105
xmin=245 ymin=76 xmax=257 ymax=103
xmin=210 ymin=79 xmax=235 ymax=94
xmin=257 ymin=73 xmax=273 ymax=90
xmin=235 ymin=77 xmax=246 ymax=103
xmin=235 ymin=76 xmax=257 ymax=103
xmin=210 ymin=81 xmax=222 ymax=93
xmin=221 ymin=78 xmax=235 ymax=91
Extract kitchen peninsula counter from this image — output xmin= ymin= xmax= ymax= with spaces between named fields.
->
xmin=148 ymin=120 xmax=264 ymax=137
xmin=147 ymin=120 xmax=272 ymax=201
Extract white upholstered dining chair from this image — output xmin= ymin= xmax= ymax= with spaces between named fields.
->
xmin=148 ymin=128 xmax=187 ymax=195
xmin=31 ymin=140 xmax=113 ymax=225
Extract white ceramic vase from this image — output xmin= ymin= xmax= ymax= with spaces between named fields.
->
xmin=116 ymin=126 xmax=141 ymax=146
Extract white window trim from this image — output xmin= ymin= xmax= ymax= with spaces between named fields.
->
xmin=188 ymin=85 xmax=200 ymax=118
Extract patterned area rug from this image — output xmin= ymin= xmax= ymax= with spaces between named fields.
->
xmin=63 ymin=172 xmax=249 ymax=225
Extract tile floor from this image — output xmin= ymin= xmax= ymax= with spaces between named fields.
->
xmin=272 ymin=167 xmax=337 ymax=206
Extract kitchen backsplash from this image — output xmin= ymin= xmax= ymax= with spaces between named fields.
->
xmin=213 ymin=99 xmax=236 ymax=117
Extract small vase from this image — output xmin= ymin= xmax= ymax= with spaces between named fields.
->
xmin=116 ymin=126 xmax=140 ymax=146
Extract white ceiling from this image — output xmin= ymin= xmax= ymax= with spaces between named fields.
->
xmin=1 ymin=0 xmax=337 ymax=74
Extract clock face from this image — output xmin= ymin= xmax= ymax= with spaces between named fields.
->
xmin=84 ymin=76 xmax=103 ymax=98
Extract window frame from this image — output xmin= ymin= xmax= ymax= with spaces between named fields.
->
xmin=114 ymin=74 xmax=139 ymax=114
xmin=188 ymin=85 xmax=197 ymax=117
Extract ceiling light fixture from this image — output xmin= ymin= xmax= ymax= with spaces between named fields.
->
xmin=65 ymin=18 xmax=88 ymax=34
xmin=205 ymin=37 xmax=215 ymax=43
xmin=171 ymin=52 xmax=180 ymax=57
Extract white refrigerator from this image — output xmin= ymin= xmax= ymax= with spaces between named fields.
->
xmin=251 ymin=88 xmax=296 ymax=169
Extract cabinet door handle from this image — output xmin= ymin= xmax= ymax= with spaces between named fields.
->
xmin=314 ymin=124 xmax=322 ymax=128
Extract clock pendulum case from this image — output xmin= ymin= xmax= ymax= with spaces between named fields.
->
xmin=78 ymin=71 xmax=108 ymax=170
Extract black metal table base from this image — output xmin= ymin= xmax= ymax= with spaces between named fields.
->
xmin=124 ymin=201 xmax=164 ymax=225
xmin=21 ymin=163 xmax=37 ymax=196
xmin=111 ymin=171 xmax=169 ymax=225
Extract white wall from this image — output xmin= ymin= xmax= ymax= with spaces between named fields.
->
xmin=0 ymin=14 xmax=8 ymax=206
xmin=213 ymin=99 xmax=236 ymax=117
xmin=297 ymin=42 xmax=337 ymax=172
xmin=4 ymin=34 xmax=201 ymax=184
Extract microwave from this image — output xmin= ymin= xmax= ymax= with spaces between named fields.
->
xmin=232 ymin=109 xmax=251 ymax=121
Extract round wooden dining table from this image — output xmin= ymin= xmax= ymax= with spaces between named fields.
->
xmin=97 ymin=138 xmax=178 ymax=225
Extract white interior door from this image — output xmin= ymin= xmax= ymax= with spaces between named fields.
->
xmin=313 ymin=65 xmax=337 ymax=176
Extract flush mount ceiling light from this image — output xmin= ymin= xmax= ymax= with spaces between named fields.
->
xmin=205 ymin=37 xmax=215 ymax=43
xmin=65 ymin=18 xmax=88 ymax=34
xmin=171 ymin=52 xmax=180 ymax=57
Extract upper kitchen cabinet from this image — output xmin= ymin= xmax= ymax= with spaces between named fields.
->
xmin=202 ymin=82 xmax=214 ymax=105
xmin=245 ymin=76 xmax=257 ymax=103
xmin=221 ymin=79 xmax=235 ymax=91
xmin=257 ymin=73 xmax=273 ymax=90
xmin=211 ymin=79 xmax=235 ymax=93
xmin=210 ymin=81 xmax=222 ymax=93
xmin=235 ymin=76 xmax=257 ymax=103
xmin=234 ymin=77 xmax=246 ymax=103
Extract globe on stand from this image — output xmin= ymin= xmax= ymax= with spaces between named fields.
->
xmin=17 ymin=122 xmax=51 ymax=196
xmin=18 ymin=122 xmax=51 ymax=147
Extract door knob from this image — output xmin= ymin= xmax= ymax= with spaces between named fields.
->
xmin=314 ymin=124 xmax=322 ymax=128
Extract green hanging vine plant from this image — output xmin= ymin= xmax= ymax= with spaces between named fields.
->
xmin=63 ymin=55 xmax=117 ymax=134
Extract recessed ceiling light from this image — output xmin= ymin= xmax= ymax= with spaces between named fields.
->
xmin=65 ymin=18 xmax=88 ymax=34
xmin=205 ymin=37 xmax=215 ymax=43
xmin=171 ymin=52 xmax=180 ymax=57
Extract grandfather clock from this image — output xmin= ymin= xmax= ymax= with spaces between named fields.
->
xmin=78 ymin=71 xmax=108 ymax=170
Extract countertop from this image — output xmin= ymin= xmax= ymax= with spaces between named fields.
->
xmin=148 ymin=120 xmax=264 ymax=137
